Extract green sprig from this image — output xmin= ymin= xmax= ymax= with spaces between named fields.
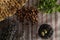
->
xmin=36 ymin=0 xmax=60 ymax=13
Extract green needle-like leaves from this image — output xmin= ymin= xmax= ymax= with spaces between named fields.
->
xmin=36 ymin=0 xmax=60 ymax=14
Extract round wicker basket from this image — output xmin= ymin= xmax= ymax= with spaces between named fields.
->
xmin=0 ymin=0 xmax=28 ymax=21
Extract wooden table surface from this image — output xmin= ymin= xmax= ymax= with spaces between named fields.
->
xmin=0 ymin=0 xmax=60 ymax=40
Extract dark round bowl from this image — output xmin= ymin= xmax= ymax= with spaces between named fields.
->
xmin=38 ymin=24 xmax=53 ymax=39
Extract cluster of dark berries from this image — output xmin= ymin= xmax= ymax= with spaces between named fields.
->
xmin=0 ymin=19 xmax=18 ymax=40
xmin=16 ymin=6 xmax=39 ymax=24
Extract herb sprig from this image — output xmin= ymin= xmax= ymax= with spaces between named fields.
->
xmin=37 ymin=0 xmax=60 ymax=13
